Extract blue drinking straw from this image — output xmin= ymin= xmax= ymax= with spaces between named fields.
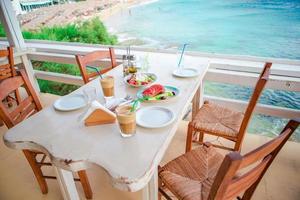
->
xmin=87 ymin=66 xmax=103 ymax=79
xmin=178 ymin=43 xmax=188 ymax=68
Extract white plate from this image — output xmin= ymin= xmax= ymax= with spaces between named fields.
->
xmin=136 ymin=107 xmax=175 ymax=128
xmin=54 ymin=94 xmax=87 ymax=111
xmin=173 ymin=68 xmax=199 ymax=78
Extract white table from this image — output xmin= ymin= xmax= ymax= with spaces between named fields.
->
xmin=4 ymin=51 xmax=209 ymax=200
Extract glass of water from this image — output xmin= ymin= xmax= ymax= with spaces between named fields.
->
xmin=83 ymin=87 xmax=97 ymax=104
xmin=139 ymin=54 xmax=150 ymax=72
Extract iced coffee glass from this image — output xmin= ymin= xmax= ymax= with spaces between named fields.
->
xmin=115 ymin=105 xmax=136 ymax=138
xmin=100 ymin=76 xmax=114 ymax=99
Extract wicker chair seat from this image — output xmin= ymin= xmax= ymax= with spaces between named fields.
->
xmin=191 ymin=102 xmax=244 ymax=138
xmin=159 ymin=145 xmax=224 ymax=200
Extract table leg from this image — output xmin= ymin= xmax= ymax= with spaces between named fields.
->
xmin=142 ymin=168 xmax=158 ymax=200
xmin=192 ymin=82 xmax=203 ymax=119
xmin=54 ymin=166 xmax=80 ymax=200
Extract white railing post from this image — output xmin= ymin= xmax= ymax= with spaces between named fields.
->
xmin=0 ymin=0 xmax=40 ymax=92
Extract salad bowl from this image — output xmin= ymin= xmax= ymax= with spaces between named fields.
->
xmin=124 ymin=73 xmax=157 ymax=88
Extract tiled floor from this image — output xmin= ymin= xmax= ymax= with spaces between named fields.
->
xmin=0 ymin=93 xmax=299 ymax=200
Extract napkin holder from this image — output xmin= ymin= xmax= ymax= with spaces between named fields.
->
xmin=83 ymin=100 xmax=116 ymax=126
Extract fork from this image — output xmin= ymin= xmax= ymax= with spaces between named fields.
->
xmin=108 ymin=95 xmax=133 ymax=111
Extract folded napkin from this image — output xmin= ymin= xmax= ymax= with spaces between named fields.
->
xmin=79 ymin=100 xmax=116 ymax=126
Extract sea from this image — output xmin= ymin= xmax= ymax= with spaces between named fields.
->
xmin=105 ymin=0 xmax=300 ymax=141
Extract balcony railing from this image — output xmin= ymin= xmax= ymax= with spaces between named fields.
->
xmin=0 ymin=38 xmax=299 ymax=120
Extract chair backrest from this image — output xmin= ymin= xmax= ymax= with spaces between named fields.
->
xmin=75 ymin=47 xmax=117 ymax=84
xmin=208 ymin=119 xmax=299 ymax=200
xmin=0 ymin=46 xmax=16 ymax=81
xmin=236 ymin=62 xmax=272 ymax=150
xmin=0 ymin=70 xmax=42 ymax=129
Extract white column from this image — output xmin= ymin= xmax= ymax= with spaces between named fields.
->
xmin=142 ymin=168 xmax=158 ymax=200
xmin=0 ymin=0 xmax=40 ymax=92
xmin=54 ymin=166 xmax=80 ymax=200
xmin=11 ymin=0 xmax=23 ymax=16
xmin=0 ymin=0 xmax=25 ymax=48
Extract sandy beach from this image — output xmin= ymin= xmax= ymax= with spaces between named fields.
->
xmin=18 ymin=0 xmax=149 ymax=30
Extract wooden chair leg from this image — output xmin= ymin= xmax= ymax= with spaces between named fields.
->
xmin=198 ymin=131 xmax=204 ymax=143
xmin=15 ymin=89 xmax=21 ymax=105
xmin=158 ymin=176 xmax=162 ymax=200
xmin=186 ymin=122 xmax=194 ymax=153
xmin=22 ymin=150 xmax=48 ymax=194
xmin=78 ymin=170 xmax=93 ymax=199
xmin=241 ymin=184 xmax=257 ymax=200
xmin=234 ymin=140 xmax=242 ymax=152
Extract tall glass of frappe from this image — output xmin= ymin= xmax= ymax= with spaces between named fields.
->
xmin=100 ymin=76 xmax=114 ymax=99
xmin=115 ymin=105 xmax=136 ymax=138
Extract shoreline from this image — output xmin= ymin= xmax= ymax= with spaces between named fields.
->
xmin=18 ymin=0 xmax=160 ymax=47
xmin=99 ymin=0 xmax=157 ymax=21
xmin=103 ymin=0 xmax=173 ymax=48
xmin=19 ymin=0 xmax=154 ymax=30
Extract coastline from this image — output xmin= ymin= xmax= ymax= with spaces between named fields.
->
xmin=103 ymin=0 xmax=166 ymax=48
xmin=99 ymin=0 xmax=158 ymax=21
xmin=18 ymin=0 xmax=159 ymax=47
xmin=19 ymin=0 xmax=153 ymax=30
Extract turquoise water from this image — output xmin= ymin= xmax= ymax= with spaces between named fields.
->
xmin=105 ymin=0 xmax=300 ymax=140
xmin=108 ymin=0 xmax=300 ymax=59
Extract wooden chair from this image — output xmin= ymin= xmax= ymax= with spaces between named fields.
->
xmin=75 ymin=47 xmax=117 ymax=84
xmin=0 ymin=46 xmax=21 ymax=105
xmin=0 ymin=46 xmax=16 ymax=79
xmin=186 ymin=62 xmax=272 ymax=152
xmin=0 ymin=70 xmax=93 ymax=199
xmin=158 ymin=119 xmax=299 ymax=200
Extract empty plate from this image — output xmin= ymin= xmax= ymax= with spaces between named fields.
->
xmin=173 ymin=68 xmax=199 ymax=78
xmin=136 ymin=107 xmax=175 ymax=128
xmin=54 ymin=94 xmax=87 ymax=111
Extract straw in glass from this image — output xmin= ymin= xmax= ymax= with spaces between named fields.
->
xmin=87 ymin=66 xmax=103 ymax=79
xmin=177 ymin=43 xmax=188 ymax=68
